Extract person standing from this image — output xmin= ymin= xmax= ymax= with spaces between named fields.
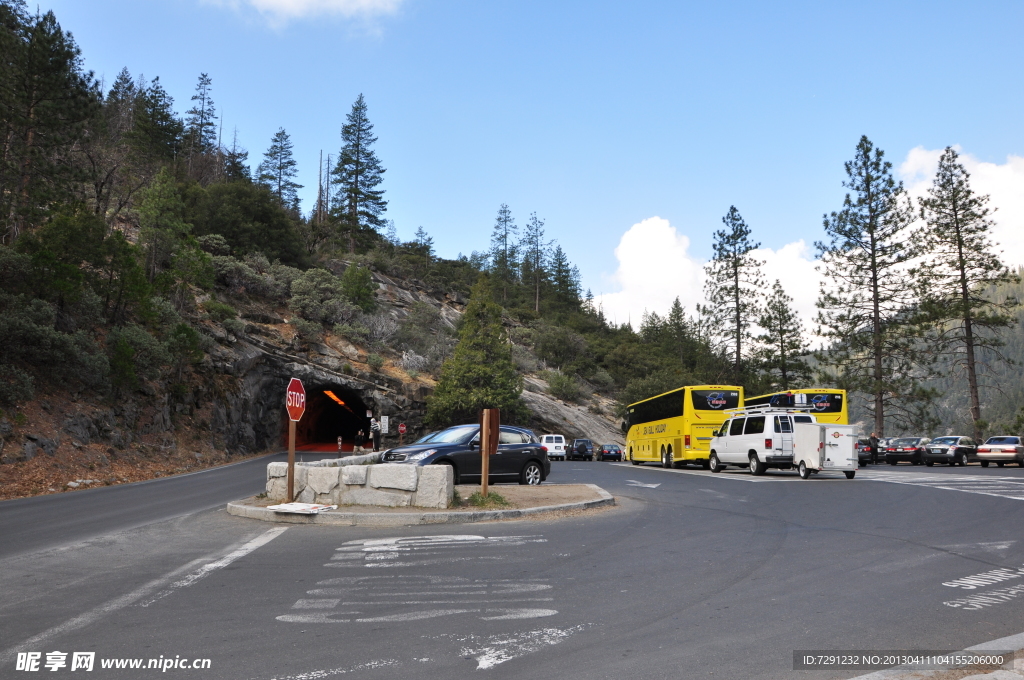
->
xmin=354 ymin=429 xmax=366 ymax=453
xmin=869 ymin=432 xmax=880 ymax=465
xmin=370 ymin=417 xmax=382 ymax=452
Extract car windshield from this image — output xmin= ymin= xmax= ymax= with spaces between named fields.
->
xmin=986 ymin=437 xmax=1021 ymax=445
xmin=429 ymin=425 xmax=479 ymax=444
xmin=931 ymin=437 xmax=958 ymax=446
xmin=892 ymin=438 xmax=920 ymax=447
xmin=414 ymin=431 xmax=439 ymax=444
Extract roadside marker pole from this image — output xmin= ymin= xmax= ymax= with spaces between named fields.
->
xmin=285 ymin=378 xmax=306 ymax=503
xmin=288 ymin=420 xmax=296 ymax=502
xmin=479 ymin=409 xmax=499 ymax=498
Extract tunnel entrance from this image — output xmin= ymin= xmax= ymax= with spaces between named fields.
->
xmin=286 ymin=384 xmax=370 ymax=453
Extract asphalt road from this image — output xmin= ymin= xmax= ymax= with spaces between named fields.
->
xmin=4 ymin=458 xmax=1024 ymax=679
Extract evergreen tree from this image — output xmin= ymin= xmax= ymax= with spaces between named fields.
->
xmin=520 ymin=212 xmax=550 ymax=313
xmin=131 ymin=76 xmax=182 ymax=163
xmin=756 ymin=280 xmax=810 ymax=390
xmin=548 ymin=244 xmax=581 ymax=310
xmin=703 ymin=206 xmax=764 ymax=381
xmin=816 ymin=136 xmax=933 ymax=435
xmin=414 ymin=226 xmax=434 ymax=270
xmin=0 ymin=6 xmax=99 ymax=243
xmin=138 ymin=168 xmax=191 ymax=282
xmin=426 ymin=276 xmax=528 ymax=427
xmin=222 ymin=128 xmax=250 ymax=182
xmin=916 ymin=147 xmax=1020 ymax=441
xmin=340 ymin=264 xmax=376 ymax=312
xmin=257 ymin=127 xmax=302 ymax=210
xmin=489 ymin=203 xmax=518 ymax=302
xmin=183 ymin=73 xmax=216 ymax=174
xmin=331 ymin=93 xmax=387 ymax=252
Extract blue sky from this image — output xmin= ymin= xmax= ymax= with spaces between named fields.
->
xmin=41 ymin=0 xmax=1024 ymax=324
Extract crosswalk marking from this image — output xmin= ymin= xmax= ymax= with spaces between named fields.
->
xmin=844 ymin=470 xmax=1024 ymax=501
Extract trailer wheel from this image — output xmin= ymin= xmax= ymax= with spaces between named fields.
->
xmin=798 ymin=462 xmax=811 ymax=479
xmin=844 ymin=470 xmax=856 ymax=479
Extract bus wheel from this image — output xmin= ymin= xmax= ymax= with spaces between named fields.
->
xmin=709 ymin=453 xmax=722 ymax=473
xmin=662 ymin=447 xmax=672 ymax=469
xmin=630 ymin=448 xmax=639 ymax=466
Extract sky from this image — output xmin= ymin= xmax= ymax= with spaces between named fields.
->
xmin=39 ymin=0 xmax=1024 ymax=328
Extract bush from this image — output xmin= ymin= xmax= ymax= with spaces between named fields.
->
xmin=401 ymin=350 xmax=428 ymax=372
xmin=365 ymin=313 xmax=399 ymax=344
xmin=106 ymin=324 xmax=171 ymax=381
xmin=340 ymin=264 xmax=377 ymax=312
xmin=290 ymin=269 xmax=357 ymax=325
xmin=291 ymin=318 xmax=323 ymax=343
xmin=0 ymin=364 xmax=34 ymax=406
xmin=367 ymin=354 xmax=384 ymax=372
xmin=333 ymin=322 xmax=370 ymax=343
xmin=210 ymin=256 xmax=283 ymax=298
xmin=197 ymin=234 xmax=231 ymax=256
xmin=548 ymin=372 xmax=583 ymax=403
xmin=204 ymin=300 xmax=237 ymax=323
xmin=342 ymin=363 xmax=353 ymax=375
xmin=223 ymin=318 xmax=245 ymax=336
xmin=511 ymin=344 xmax=539 ymax=372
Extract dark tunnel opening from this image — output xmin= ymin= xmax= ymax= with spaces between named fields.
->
xmin=285 ymin=384 xmax=370 ymax=452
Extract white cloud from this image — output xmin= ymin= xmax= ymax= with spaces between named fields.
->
xmin=209 ymin=0 xmax=402 ymax=23
xmin=900 ymin=146 xmax=1024 ymax=268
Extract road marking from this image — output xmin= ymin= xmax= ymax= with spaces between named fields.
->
xmin=625 ymin=480 xmax=661 ymax=488
xmin=436 ymin=626 xmax=587 ymax=670
xmin=942 ymin=565 xmax=1024 ymax=590
xmin=141 ymin=527 xmax=288 ymax=606
xmin=292 ymin=599 xmax=340 ymax=609
xmin=859 ymin=470 xmax=1024 ymax=501
xmin=0 ymin=527 xmax=288 ymax=665
xmin=610 ymin=463 xmax=788 ymax=482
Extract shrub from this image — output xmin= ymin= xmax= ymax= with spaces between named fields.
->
xmin=197 ymin=234 xmax=231 ymax=256
xmin=342 ymin=363 xmax=353 ymax=375
xmin=548 ymin=372 xmax=583 ymax=403
xmin=511 ymin=344 xmax=539 ymax=372
xmin=367 ymin=354 xmax=384 ymax=372
xmin=340 ymin=264 xmax=377 ymax=312
xmin=210 ymin=256 xmax=282 ymax=298
xmin=107 ymin=324 xmax=171 ymax=381
xmin=223 ymin=318 xmax=245 ymax=336
xmin=204 ymin=300 xmax=237 ymax=323
xmin=333 ymin=322 xmax=370 ymax=343
xmin=467 ymin=491 xmax=510 ymax=508
xmin=0 ymin=365 xmax=34 ymax=406
xmin=401 ymin=350 xmax=428 ymax=372
xmin=290 ymin=269 xmax=357 ymax=325
xmin=291 ymin=318 xmax=323 ymax=343
xmin=365 ymin=313 xmax=400 ymax=344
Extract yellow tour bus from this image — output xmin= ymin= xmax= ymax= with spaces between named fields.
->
xmin=624 ymin=385 xmax=744 ymax=468
xmin=742 ymin=389 xmax=848 ymax=424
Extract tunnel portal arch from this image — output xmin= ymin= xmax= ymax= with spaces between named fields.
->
xmin=285 ymin=383 xmax=371 ymax=451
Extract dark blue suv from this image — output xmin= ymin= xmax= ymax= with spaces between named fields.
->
xmin=569 ymin=439 xmax=594 ymax=461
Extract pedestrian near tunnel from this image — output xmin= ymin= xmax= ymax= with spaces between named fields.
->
xmin=370 ymin=417 xmax=381 ymax=452
xmin=354 ymin=429 xmax=366 ymax=453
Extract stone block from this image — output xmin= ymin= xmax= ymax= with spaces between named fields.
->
xmin=341 ymin=465 xmax=368 ymax=485
xmin=307 ymin=467 xmax=340 ymax=495
xmin=266 ymin=476 xmax=287 ymax=501
xmin=268 ymin=462 xmax=287 ymax=478
xmin=368 ymin=464 xmax=418 ymax=491
xmin=412 ymin=465 xmax=453 ymax=508
xmin=296 ymin=487 xmax=315 ymax=503
xmin=341 ymin=487 xmax=411 ymax=507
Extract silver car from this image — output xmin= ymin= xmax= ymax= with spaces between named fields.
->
xmin=977 ymin=436 xmax=1024 ymax=468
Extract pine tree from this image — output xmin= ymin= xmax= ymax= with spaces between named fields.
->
xmin=520 ymin=212 xmax=550 ymax=313
xmin=426 ymin=276 xmax=528 ymax=427
xmin=548 ymin=244 xmax=580 ymax=310
xmin=916 ymin=147 xmax=1020 ymax=441
xmin=489 ymin=203 xmax=518 ymax=302
xmin=138 ymin=168 xmax=191 ymax=282
xmin=703 ymin=206 xmax=764 ymax=381
xmin=183 ymin=73 xmax=216 ymax=174
xmin=222 ymin=128 xmax=250 ymax=181
xmin=816 ymin=136 xmax=933 ymax=435
xmin=756 ymin=280 xmax=810 ymax=390
xmin=257 ymin=127 xmax=302 ymax=211
xmin=331 ymin=93 xmax=386 ymax=252
xmin=131 ymin=76 xmax=182 ymax=163
xmin=413 ymin=226 xmax=434 ymax=271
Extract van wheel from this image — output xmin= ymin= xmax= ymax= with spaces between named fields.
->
xmin=925 ymin=461 xmax=934 ymax=466
xmin=701 ymin=459 xmax=711 ymax=470
xmin=798 ymin=462 xmax=811 ymax=479
xmin=709 ymin=453 xmax=723 ymax=473
xmin=845 ymin=470 xmax=856 ymax=479
xmin=749 ymin=453 xmax=766 ymax=476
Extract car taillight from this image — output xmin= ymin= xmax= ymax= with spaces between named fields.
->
xmin=541 ymin=446 xmax=548 ymax=453
xmin=685 ymin=435 xmax=691 ymax=447
xmin=979 ymin=447 xmax=989 ymax=453
xmin=765 ymin=438 xmax=772 ymax=450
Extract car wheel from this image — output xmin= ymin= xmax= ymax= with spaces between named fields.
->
xmin=926 ymin=461 xmax=934 ymax=467
xmin=709 ymin=452 xmax=722 ymax=473
xmin=981 ymin=460 xmax=990 ymax=468
xmin=749 ymin=453 xmax=766 ymax=476
xmin=520 ymin=461 xmax=542 ymax=485
xmin=959 ymin=455 xmax=967 ymax=466
xmin=889 ymin=460 xmax=897 ymax=465
xmin=845 ymin=470 xmax=856 ymax=479
xmin=799 ymin=461 xmax=811 ymax=479
xmin=997 ymin=461 xmax=1005 ymax=467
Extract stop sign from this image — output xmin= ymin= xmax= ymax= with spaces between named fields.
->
xmin=285 ymin=378 xmax=306 ymax=421
xmin=398 ymin=423 xmax=407 ymax=435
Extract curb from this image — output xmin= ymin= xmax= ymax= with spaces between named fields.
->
xmin=226 ymin=484 xmax=615 ymax=527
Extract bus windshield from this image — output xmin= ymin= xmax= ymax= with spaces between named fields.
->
xmin=690 ymin=390 xmax=740 ymax=411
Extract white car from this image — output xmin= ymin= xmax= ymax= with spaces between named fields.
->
xmin=709 ymin=410 xmax=817 ymax=474
xmin=541 ymin=434 xmax=567 ymax=461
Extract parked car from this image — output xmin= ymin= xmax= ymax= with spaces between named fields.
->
xmin=856 ymin=437 xmax=873 ymax=465
xmin=541 ymin=434 xmax=567 ymax=461
xmin=924 ymin=436 xmax=977 ymax=466
xmin=569 ymin=439 xmax=594 ymax=461
xmin=597 ymin=444 xmax=623 ymax=461
xmin=382 ymin=423 xmax=550 ymax=484
xmin=977 ymin=436 xmax=1024 ymax=468
xmin=884 ymin=437 xmax=931 ymax=465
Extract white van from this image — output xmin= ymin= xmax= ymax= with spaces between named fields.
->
xmin=709 ymin=408 xmax=818 ymax=474
xmin=541 ymin=434 xmax=567 ymax=461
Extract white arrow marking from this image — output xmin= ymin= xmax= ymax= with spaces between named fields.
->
xmin=625 ymin=480 xmax=661 ymax=488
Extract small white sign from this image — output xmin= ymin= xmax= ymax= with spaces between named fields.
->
xmin=268 ymin=503 xmax=337 ymax=515
xmin=381 ymin=416 xmax=389 ymax=434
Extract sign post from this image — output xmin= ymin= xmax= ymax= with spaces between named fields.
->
xmin=479 ymin=409 xmax=499 ymax=498
xmin=285 ymin=378 xmax=306 ymax=502
xmin=398 ymin=422 xmax=406 ymax=446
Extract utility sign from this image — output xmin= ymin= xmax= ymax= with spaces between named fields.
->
xmin=286 ymin=378 xmax=306 ymax=422
xmin=381 ymin=416 xmax=389 ymax=434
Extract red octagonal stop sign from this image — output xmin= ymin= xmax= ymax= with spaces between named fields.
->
xmin=285 ymin=378 xmax=306 ymax=422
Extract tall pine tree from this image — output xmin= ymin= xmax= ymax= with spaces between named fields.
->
xmin=489 ymin=203 xmax=518 ymax=302
xmin=257 ymin=127 xmax=302 ymax=211
xmin=331 ymin=93 xmax=386 ymax=252
xmin=520 ymin=212 xmax=549 ymax=314
xmin=703 ymin=206 xmax=764 ymax=381
xmin=916 ymin=147 xmax=1020 ymax=441
xmin=183 ymin=73 xmax=216 ymax=176
xmin=756 ymin=280 xmax=810 ymax=390
xmin=816 ymin=136 xmax=933 ymax=435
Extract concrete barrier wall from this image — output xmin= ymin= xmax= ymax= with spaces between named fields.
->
xmin=266 ymin=460 xmax=453 ymax=509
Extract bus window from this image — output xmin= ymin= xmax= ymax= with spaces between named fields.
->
xmin=744 ymin=417 xmax=765 ymax=435
xmin=691 ymin=390 xmax=741 ymax=411
xmin=774 ymin=416 xmax=793 ymax=433
xmin=729 ymin=418 xmax=746 ymax=436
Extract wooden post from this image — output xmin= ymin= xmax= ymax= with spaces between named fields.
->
xmin=287 ymin=420 xmax=296 ymax=502
xmin=480 ymin=410 xmax=490 ymax=498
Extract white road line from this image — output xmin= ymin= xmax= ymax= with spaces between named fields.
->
xmin=292 ymin=599 xmax=340 ymax=609
xmin=141 ymin=527 xmax=288 ymax=606
xmin=625 ymin=480 xmax=661 ymax=488
xmin=0 ymin=527 xmax=288 ymax=664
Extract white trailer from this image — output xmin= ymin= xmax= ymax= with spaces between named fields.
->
xmin=793 ymin=422 xmax=858 ymax=479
